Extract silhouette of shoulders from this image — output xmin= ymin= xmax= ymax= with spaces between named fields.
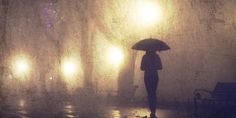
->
xmin=141 ymin=52 xmax=162 ymax=71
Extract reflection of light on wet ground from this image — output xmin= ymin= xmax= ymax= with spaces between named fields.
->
xmin=65 ymin=104 xmax=73 ymax=109
xmin=18 ymin=110 xmax=27 ymax=114
xmin=2 ymin=98 xmax=190 ymax=118
xmin=18 ymin=99 xmax=29 ymax=118
xmin=21 ymin=116 xmax=30 ymax=118
xmin=66 ymin=114 xmax=76 ymax=118
xmin=19 ymin=99 xmax=25 ymax=108
xmin=66 ymin=109 xmax=73 ymax=114
xmin=64 ymin=103 xmax=76 ymax=118
xmin=112 ymin=109 xmax=121 ymax=118
xmin=127 ymin=107 xmax=189 ymax=118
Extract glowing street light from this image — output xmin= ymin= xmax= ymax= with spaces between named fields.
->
xmin=139 ymin=3 xmax=162 ymax=25
xmin=130 ymin=1 xmax=163 ymax=27
xmin=107 ymin=46 xmax=124 ymax=66
xmin=16 ymin=59 xmax=29 ymax=74
xmin=61 ymin=58 xmax=78 ymax=77
xmin=60 ymin=57 xmax=83 ymax=88
xmin=12 ymin=57 xmax=31 ymax=78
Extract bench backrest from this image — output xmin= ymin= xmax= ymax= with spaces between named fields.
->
xmin=212 ymin=82 xmax=236 ymax=100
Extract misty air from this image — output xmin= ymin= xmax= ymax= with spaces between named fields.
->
xmin=0 ymin=0 xmax=236 ymax=118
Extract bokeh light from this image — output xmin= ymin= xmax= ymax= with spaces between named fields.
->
xmin=128 ymin=1 xmax=163 ymax=27
xmin=11 ymin=55 xmax=32 ymax=79
xmin=138 ymin=2 xmax=162 ymax=25
xmin=61 ymin=58 xmax=78 ymax=77
xmin=107 ymin=46 xmax=124 ymax=66
xmin=16 ymin=60 xmax=28 ymax=73
xmin=60 ymin=56 xmax=83 ymax=91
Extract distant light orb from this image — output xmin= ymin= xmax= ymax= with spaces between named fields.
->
xmin=49 ymin=76 xmax=53 ymax=80
xmin=107 ymin=46 xmax=124 ymax=66
xmin=61 ymin=59 xmax=77 ymax=77
xmin=16 ymin=60 xmax=28 ymax=72
xmin=14 ymin=58 xmax=30 ymax=76
xmin=133 ymin=1 xmax=163 ymax=26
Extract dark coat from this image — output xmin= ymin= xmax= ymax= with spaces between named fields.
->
xmin=141 ymin=53 xmax=162 ymax=71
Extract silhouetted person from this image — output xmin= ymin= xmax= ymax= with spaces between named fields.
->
xmin=141 ymin=50 xmax=162 ymax=118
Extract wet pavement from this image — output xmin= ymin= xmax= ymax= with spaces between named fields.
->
xmin=0 ymin=95 xmax=193 ymax=118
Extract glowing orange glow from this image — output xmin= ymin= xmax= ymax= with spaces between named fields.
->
xmin=11 ymin=55 xmax=32 ymax=79
xmin=106 ymin=46 xmax=124 ymax=66
xmin=129 ymin=1 xmax=163 ymax=27
xmin=139 ymin=2 xmax=162 ymax=25
xmin=16 ymin=60 xmax=28 ymax=73
xmin=61 ymin=58 xmax=78 ymax=77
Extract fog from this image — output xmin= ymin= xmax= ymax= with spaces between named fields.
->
xmin=0 ymin=0 xmax=236 ymax=108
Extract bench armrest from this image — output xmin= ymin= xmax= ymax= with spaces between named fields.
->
xmin=194 ymin=89 xmax=212 ymax=100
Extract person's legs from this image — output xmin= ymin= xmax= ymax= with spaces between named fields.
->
xmin=144 ymin=71 xmax=159 ymax=117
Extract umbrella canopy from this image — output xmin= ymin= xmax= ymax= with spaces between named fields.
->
xmin=132 ymin=38 xmax=170 ymax=51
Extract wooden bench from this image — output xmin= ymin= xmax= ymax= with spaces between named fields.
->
xmin=193 ymin=82 xmax=236 ymax=118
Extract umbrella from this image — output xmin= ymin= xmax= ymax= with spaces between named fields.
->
xmin=132 ymin=38 xmax=170 ymax=51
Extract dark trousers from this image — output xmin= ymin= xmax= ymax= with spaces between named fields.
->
xmin=144 ymin=71 xmax=159 ymax=114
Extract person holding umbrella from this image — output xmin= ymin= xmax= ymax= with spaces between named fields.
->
xmin=132 ymin=38 xmax=170 ymax=118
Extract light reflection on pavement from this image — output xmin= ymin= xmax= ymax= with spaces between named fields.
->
xmin=0 ymin=97 xmax=191 ymax=118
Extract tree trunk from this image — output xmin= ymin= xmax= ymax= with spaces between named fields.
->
xmin=78 ymin=0 xmax=95 ymax=93
xmin=0 ymin=0 xmax=9 ymax=100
